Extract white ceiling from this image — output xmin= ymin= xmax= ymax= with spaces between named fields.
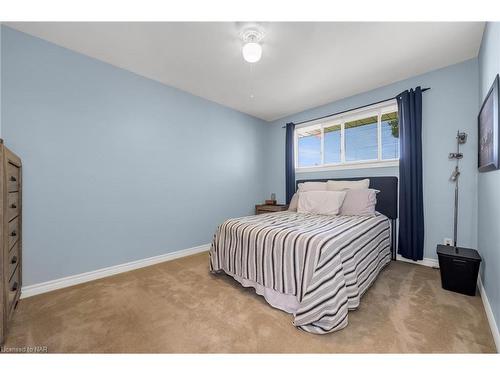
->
xmin=5 ymin=22 xmax=485 ymax=121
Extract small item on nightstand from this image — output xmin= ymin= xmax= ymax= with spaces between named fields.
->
xmin=265 ymin=193 xmax=277 ymax=205
xmin=436 ymin=244 xmax=481 ymax=296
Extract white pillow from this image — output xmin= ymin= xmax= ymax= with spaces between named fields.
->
xmin=297 ymin=181 xmax=327 ymax=192
xmin=288 ymin=193 xmax=299 ymax=212
xmin=297 ymin=191 xmax=347 ymax=216
xmin=327 ymin=179 xmax=370 ymax=191
xmin=340 ymin=188 xmax=379 ymax=216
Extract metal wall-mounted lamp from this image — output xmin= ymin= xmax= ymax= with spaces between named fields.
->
xmin=448 ymin=131 xmax=467 ymax=249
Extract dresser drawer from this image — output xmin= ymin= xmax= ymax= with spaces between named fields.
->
xmin=8 ymin=241 xmax=20 ymax=280
xmin=8 ymin=216 xmax=19 ymax=250
xmin=8 ymin=266 xmax=20 ymax=311
xmin=7 ymin=192 xmax=20 ymax=222
xmin=7 ymin=162 xmax=20 ymax=193
xmin=255 ymin=204 xmax=289 ymax=215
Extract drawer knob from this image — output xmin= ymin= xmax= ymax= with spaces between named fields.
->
xmin=10 ymin=176 xmax=17 ymax=182
xmin=11 ymin=255 xmax=18 ymax=264
xmin=10 ymin=231 xmax=17 ymax=237
xmin=10 ymin=203 xmax=17 ymax=209
xmin=11 ymin=282 xmax=18 ymax=292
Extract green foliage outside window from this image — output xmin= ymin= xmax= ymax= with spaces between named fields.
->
xmin=382 ymin=112 xmax=399 ymax=138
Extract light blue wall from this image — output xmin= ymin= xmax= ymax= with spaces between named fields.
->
xmin=478 ymin=22 xmax=500 ymax=336
xmin=1 ymin=26 xmax=268 ymax=285
xmin=266 ymin=59 xmax=480 ymax=261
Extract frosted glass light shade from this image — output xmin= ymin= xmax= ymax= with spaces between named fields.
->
xmin=242 ymin=42 xmax=262 ymax=63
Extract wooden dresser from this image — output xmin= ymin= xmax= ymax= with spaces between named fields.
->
xmin=0 ymin=140 xmax=22 ymax=345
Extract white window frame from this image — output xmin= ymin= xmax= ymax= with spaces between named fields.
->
xmin=294 ymin=100 xmax=399 ymax=172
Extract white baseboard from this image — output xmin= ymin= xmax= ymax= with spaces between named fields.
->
xmin=396 ymin=255 xmax=439 ymax=268
xmin=21 ymin=243 xmax=211 ymax=299
xmin=477 ymin=277 xmax=500 ymax=353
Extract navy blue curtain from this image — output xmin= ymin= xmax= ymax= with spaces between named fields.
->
xmin=397 ymin=87 xmax=424 ymax=261
xmin=285 ymin=122 xmax=295 ymax=204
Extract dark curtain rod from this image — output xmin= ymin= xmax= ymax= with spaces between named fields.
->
xmin=282 ymin=87 xmax=430 ymax=127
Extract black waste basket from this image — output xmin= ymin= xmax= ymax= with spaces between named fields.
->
xmin=436 ymin=245 xmax=481 ymax=296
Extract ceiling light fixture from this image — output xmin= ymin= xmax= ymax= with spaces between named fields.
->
xmin=241 ymin=29 xmax=264 ymax=63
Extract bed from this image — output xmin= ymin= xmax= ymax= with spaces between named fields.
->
xmin=209 ymin=177 xmax=398 ymax=334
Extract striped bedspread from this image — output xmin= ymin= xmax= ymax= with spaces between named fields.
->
xmin=209 ymin=211 xmax=391 ymax=334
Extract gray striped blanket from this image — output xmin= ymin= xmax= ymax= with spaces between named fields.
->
xmin=209 ymin=211 xmax=391 ymax=334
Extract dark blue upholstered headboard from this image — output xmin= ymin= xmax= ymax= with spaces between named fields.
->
xmin=295 ymin=176 xmax=398 ymax=220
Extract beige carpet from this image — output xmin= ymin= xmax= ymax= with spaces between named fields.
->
xmin=3 ymin=252 xmax=496 ymax=353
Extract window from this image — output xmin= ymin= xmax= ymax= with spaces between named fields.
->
xmin=324 ymin=124 xmax=341 ymax=164
xmin=345 ymin=115 xmax=378 ymax=161
xmin=297 ymin=127 xmax=321 ymax=167
xmin=381 ymin=111 xmax=399 ymax=160
xmin=295 ymin=101 xmax=399 ymax=170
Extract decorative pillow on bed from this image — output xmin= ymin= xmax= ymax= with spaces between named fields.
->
xmin=340 ymin=188 xmax=379 ymax=216
xmin=288 ymin=193 xmax=299 ymax=211
xmin=297 ymin=181 xmax=327 ymax=192
xmin=297 ymin=191 xmax=347 ymax=216
xmin=326 ymin=178 xmax=370 ymax=191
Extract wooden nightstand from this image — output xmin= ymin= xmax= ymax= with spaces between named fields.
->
xmin=255 ymin=204 xmax=288 ymax=215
